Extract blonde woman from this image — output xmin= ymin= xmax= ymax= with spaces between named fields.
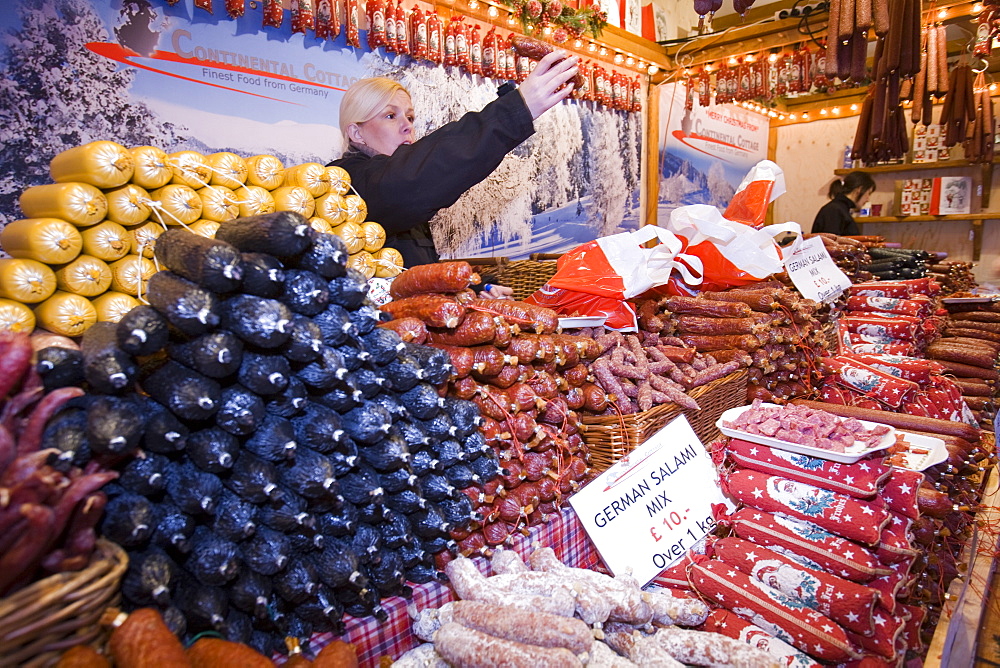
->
xmin=329 ymin=50 xmax=578 ymax=273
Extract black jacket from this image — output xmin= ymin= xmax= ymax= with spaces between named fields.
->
xmin=812 ymin=193 xmax=859 ymax=236
xmin=328 ymin=90 xmax=535 ymax=267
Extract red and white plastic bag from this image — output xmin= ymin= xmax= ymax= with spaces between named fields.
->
xmin=723 ymin=159 xmax=787 ymax=228
xmin=660 ymin=203 xmax=800 ymax=294
xmin=527 ymin=225 xmax=702 ymax=330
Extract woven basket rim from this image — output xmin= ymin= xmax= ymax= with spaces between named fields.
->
xmin=582 ymin=370 xmax=748 ymax=471
xmin=0 ymin=539 xmax=127 ymax=634
xmin=581 ymin=369 xmax=748 ymax=427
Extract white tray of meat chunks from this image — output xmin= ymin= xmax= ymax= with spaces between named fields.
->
xmin=716 ymin=400 xmax=896 ymax=464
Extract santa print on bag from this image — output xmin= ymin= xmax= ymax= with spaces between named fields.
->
xmin=723 ymin=470 xmax=889 ymax=546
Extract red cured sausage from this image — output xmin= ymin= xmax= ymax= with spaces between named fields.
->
xmin=509 ymin=34 xmax=584 ymax=89
xmin=674 ymin=316 xmax=763 ymax=336
xmin=790 ymin=399 xmax=981 ymax=443
xmin=664 ymin=296 xmax=752 ymax=318
xmin=389 ymin=261 xmax=479 ymax=299
xmin=932 ymin=359 xmax=1000 ymax=381
xmin=475 ymin=300 xmax=558 ymax=333
xmin=427 ymin=310 xmax=497 ymax=346
xmin=377 ymin=316 xmax=428 ymax=343
xmin=679 ymin=333 xmax=764 ymax=352
xmin=381 ymin=295 xmax=466 ymax=328
xmin=698 ymin=290 xmax=781 ymax=313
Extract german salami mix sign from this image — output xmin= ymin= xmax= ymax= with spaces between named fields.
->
xmin=570 ymin=416 xmax=734 ymax=585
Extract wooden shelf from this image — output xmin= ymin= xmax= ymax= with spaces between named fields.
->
xmin=835 ymin=158 xmax=1000 ymax=176
xmin=857 ymin=213 xmax=994 ymax=260
xmin=856 ymin=214 xmax=1000 ymax=223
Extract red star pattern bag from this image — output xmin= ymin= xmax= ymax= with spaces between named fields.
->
xmin=721 ymin=470 xmax=891 ymax=546
xmin=876 ymin=513 xmax=919 ymax=565
xmin=879 ymin=468 xmax=923 ymax=519
xmin=711 ymin=537 xmax=881 ymax=637
xmin=698 ymin=608 xmax=823 ymax=668
xmin=866 ymin=558 xmax=915 ymax=614
xmin=725 ymin=508 xmax=890 ymax=583
xmin=723 ymin=438 xmax=891 ymax=499
xmin=688 ymin=560 xmax=858 ymax=663
xmin=845 ymin=604 xmax=907 ymax=660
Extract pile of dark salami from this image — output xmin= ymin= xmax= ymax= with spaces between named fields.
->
xmin=32 ymin=214 xmax=505 ymax=656
xmin=662 ymin=285 xmax=824 ymax=404
xmin=858 ymin=247 xmax=932 ymax=281
xmin=377 ymin=262 xmax=591 ymax=563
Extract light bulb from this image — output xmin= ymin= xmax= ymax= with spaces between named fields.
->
xmin=543 ymin=25 xmax=552 ymax=34
xmin=768 ymin=53 xmax=779 ymax=63
xmin=937 ymin=8 xmax=947 ymax=18
xmin=574 ymin=38 xmax=582 ymax=47
xmin=832 ymin=106 xmax=840 ymax=114
xmin=647 ymin=64 xmax=658 ymax=75
xmin=778 ymin=114 xmax=786 ymax=120
xmin=488 ymin=6 xmax=499 ymax=16
xmin=790 ymin=113 xmax=797 ymax=120
xmin=626 ymin=56 xmax=635 ymax=66
xmin=729 ymin=56 xmax=738 ymax=66
xmin=600 ymin=47 xmax=608 ymax=56
xmin=469 ymin=0 xmax=479 ymax=8
xmin=801 ymin=111 xmax=809 ymax=119
xmin=850 ymin=103 xmax=858 ymax=111
xmin=589 ymin=43 xmax=597 ymax=52
xmin=820 ymin=108 xmax=828 ymax=115
xmin=973 ymin=2 xmax=985 ymax=13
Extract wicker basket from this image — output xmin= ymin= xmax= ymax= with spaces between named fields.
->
xmin=582 ymin=370 xmax=748 ymax=472
xmin=0 ymin=539 xmax=128 ymax=667
xmin=480 ymin=259 xmax=560 ymax=301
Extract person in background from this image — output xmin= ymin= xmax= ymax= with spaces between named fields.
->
xmin=811 ymin=171 xmax=876 ymax=236
xmin=329 ymin=50 xmax=578 ymax=299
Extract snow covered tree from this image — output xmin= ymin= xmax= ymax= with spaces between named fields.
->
xmin=0 ymin=0 xmax=184 ymax=223
xmin=706 ymin=160 xmax=735 ymax=207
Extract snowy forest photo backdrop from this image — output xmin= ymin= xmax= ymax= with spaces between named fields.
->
xmin=0 ymin=0 xmax=643 ymax=259
xmin=655 ymin=81 xmax=769 ymax=222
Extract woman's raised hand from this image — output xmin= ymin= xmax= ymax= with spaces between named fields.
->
xmin=518 ymin=50 xmax=580 ymax=120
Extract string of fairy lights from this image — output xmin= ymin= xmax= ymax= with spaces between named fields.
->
xmin=462 ymin=0 xmax=663 ymax=75
xmin=670 ymin=1 xmax=997 ymax=125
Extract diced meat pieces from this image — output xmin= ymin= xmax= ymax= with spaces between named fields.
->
xmin=722 ymin=400 xmax=887 ymax=453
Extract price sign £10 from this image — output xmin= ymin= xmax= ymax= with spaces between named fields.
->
xmin=569 ymin=416 xmax=734 ymax=586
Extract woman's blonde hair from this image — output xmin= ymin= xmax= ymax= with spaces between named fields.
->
xmin=339 ymin=77 xmax=410 ymax=147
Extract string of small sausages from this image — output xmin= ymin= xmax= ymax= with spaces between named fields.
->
xmin=907 ymin=22 xmax=949 ymax=126
xmin=824 ymin=0 xmax=889 ymax=82
xmin=849 ymin=0 xmax=922 ymax=164
xmin=963 ymin=71 xmax=996 ymax=163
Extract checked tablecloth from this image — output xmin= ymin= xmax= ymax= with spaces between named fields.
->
xmin=301 ymin=506 xmax=601 ymax=666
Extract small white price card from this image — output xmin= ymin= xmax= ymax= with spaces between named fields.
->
xmin=784 ymin=236 xmax=851 ymax=303
xmin=569 ymin=416 xmax=733 ymax=586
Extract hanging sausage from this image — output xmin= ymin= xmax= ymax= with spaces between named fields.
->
xmin=849 ymin=0 xmax=921 ymax=164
